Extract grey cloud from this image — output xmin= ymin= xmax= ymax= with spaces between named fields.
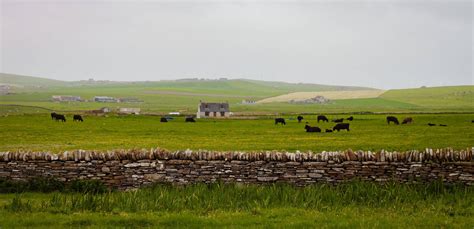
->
xmin=1 ymin=0 xmax=472 ymax=89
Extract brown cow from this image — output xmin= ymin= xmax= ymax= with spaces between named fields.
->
xmin=402 ymin=117 xmax=413 ymax=124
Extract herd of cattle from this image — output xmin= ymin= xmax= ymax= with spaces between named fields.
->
xmin=275 ymin=115 xmax=455 ymax=133
xmin=50 ymin=112 xmax=465 ymax=132
xmin=50 ymin=112 xmax=196 ymax=123
xmin=275 ymin=115 xmax=352 ymax=133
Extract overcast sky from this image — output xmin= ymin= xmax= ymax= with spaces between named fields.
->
xmin=1 ymin=0 xmax=472 ymax=89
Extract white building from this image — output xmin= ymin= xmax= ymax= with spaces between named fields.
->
xmin=197 ymin=101 xmax=230 ymax=118
xmin=119 ymin=108 xmax=141 ymax=115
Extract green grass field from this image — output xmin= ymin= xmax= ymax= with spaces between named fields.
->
xmin=0 ymin=113 xmax=472 ymax=152
xmin=1 ymin=74 xmax=473 ymax=228
xmin=0 ymin=182 xmax=472 ymax=228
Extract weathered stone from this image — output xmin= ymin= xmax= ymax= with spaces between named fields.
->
xmin=257 ymin=177 xmax=278 ymax=182
xmin=0 ymin=149 xmax=471 ymax=190
xmin=144 ymin=173 xmax=165 ymax=181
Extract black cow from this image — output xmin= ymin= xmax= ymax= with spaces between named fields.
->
xmin=275 ymin=118 xmax=286 ymax=125
xmin=439 ymin=124 xmax=447 ymax=127
xmin=325 ymin=129 xmax=333 ymax=133
xmin=73 ymin=115 xmax=83 ymax=122
xmin=50 ymin=112 xmax=57 ymax=120
xmin=333 ymin=118 xmax=344 ymax=123
xmin=386 ymin=116 xmax=399 ymax=125
xmin=160 ymin=117 xmax=168 ymax=122
xmin=55 ymin=114 xmax=66 ymax=122
xmin=428 ymin=123 xmax=436 ymax=126
xmin=347 ymin=116 xmax=354 ymax=121
xmin=185 ymin=117 xmax=195 ymax=122
xmin=471 ymin=120 xmax=474 ymax=123
xmin=317 ymin=115 xmax=329 ymax=122
xmin=297 ymin=116 xmax=304 ymax=123
xmin=333 ymin=123 xmax=350 ymax=131
xmin=304 ymin=124 xmax=321 ymax=132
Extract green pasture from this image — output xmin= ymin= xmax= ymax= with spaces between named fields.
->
xmin=0 ymin=113 xmax=472 ymax=152
xmin=0 ymin=182 xmax=472 ymax=228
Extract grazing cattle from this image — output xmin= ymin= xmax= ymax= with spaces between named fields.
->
xmin=50 ymin=112 xmax=57 ymax=120
xmin=472 ymin=120 xmax=474 ymax=123
xmin=304 ymin=124 xmax=321 ymax=132
xmin=401 ymin=117 xmax=413 ymax=124
xmin=185 ymin=117 xmax=195 ymax=122
xmin=275 ymin=118 xmax=286 ymax=125
xmin=347 ymin=116 xmax=354 ymax=121
xmin=297 ymin=116 xmax=304 ymax=123
xmin=333 ymin=123 xmax=350 ymax=131
xmin=73 ymin=115 xmax=83 ymax=122
xmin=325 ymin=129 xmax=333 ymax=133
xmin=332 ymin=118 xmax=344 ymax=123
xmin=386 ymin=116 xmax=399 ymax=125
xmin=439 ymin=124 xmax=447 ymax=127
xmin=317 ymin=115 xmax=329 ymax=122
xmin=55 ymin=114 xmax=66 ymax=122
xmin=428 ymin=123 xmax=436 ymax=126
xmin=160 ymin=117 xmax=168 ymax=122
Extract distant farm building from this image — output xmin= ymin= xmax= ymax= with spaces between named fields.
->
xmin=197 ymin=101 xmax=230 ymax=118
xmin=0 ymin=85 xmax=11 ymax=95
xmin=117 ymin=97 xmax=143 ymax=103
xmin=100 ymin=107 xmax=111 ymax=113
xmin=289 ymin=96 xmax=330 ymax=104
xmin=241 ymin=99 xmax=256 ymax=105
xmin=119 ymin=108 xmax=141 ymax=115
xmin=51 ymin=95 xmax=82 ymax=102
xmin=169 ymin=112 xmax=180 ymax=115
xmin=94 ymin=96 xmax=117 ymax=102
xmin=87 ymin=107 xmax=111 ymax=115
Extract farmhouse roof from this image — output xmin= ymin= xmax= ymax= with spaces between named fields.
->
xmin=199 ymin=102 xmax=230 ymax=112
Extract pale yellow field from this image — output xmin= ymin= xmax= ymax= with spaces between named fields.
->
xmin=257 ymin=90 xmax=386 ymax=103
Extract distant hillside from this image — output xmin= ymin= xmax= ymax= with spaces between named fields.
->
xmin=0 ymin=73 xmax=377 ymax=96
xmin=0 ymin=73 xmax=68 ymax=88
xmin=380 ymin=86 xmax=474 ymax=109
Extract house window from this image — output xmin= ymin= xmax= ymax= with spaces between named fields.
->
xmin=205 ymin=111 xmax=209 ymax=116
xmin=213 ymin=112 xmax=217 ymax=116
xmin=220 ymin=111 xmax=225 ymax=116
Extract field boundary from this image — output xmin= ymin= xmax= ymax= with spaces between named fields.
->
xmin=1 ymin=148 xmax=472 ymax=189
xmin=0 ymin=104 xmax=85 ymax=113
xmin=1 ymin=148 xmax=472 ymax=162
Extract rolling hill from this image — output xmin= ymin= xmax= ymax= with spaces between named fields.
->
xmin=0 ymin=73 xmax=69 ymax=88
xmin=380 ymin=86 xmax=474 ymax=109
xmin=0 ymin=73 xmax=376 ymax=94
xmin=0 ymin=73 xmax=472 ymax=114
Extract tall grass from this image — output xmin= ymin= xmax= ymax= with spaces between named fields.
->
xmin=5 ymin=181 xmax=473 ymax=215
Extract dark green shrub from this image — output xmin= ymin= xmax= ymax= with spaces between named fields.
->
xmin=0 ymin=177 xmax=65 ymax=193
xmin=0 ymin=178 xmax=108 ymax=193
xmin=69 ymin=179 xmax=108 ymax=194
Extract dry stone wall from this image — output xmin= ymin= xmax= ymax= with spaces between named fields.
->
xmin=0 ymin=148 xmax=473 ymax=189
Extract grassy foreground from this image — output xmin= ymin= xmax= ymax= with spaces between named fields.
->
xmin=0 ymin=113 xmax=472 ymax=152
xmin=0 ymin=182 xmax=472 ymax=228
